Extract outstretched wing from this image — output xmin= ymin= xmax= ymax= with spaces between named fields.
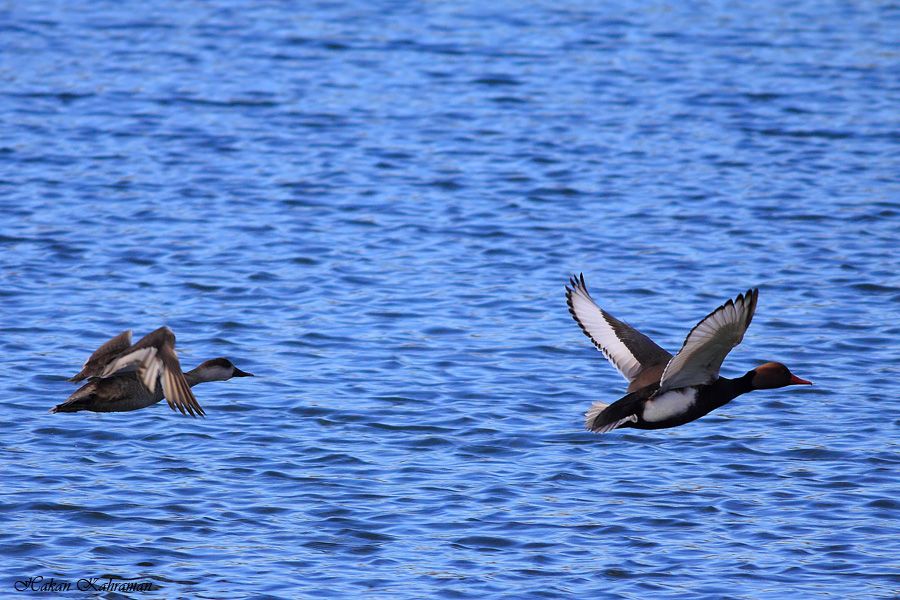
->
xmin=566 ymin=274 xmax=672 ymax=391
xmin=69 ymin=330 xmax=133 ymax=382
xmin=100 ymin=327 xmax=205 ymax=417
xmin=657 ymin=289 xmax=759 ymax=394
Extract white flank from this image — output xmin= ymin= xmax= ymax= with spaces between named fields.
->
xmin=642 ymin=389 xmax=697 ymax=422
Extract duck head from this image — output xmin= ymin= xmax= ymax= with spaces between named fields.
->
xmin=750 ymin=362 xmax=811 ymax=390
xmin=192 ymin=357 xmax=255 ymax=382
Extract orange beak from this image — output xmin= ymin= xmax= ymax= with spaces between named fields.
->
xmin=789 ymin=374 xmax=812 ymax=385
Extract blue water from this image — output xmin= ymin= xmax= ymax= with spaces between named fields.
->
xmin=2 ymin=1 xmax=898 ymax=598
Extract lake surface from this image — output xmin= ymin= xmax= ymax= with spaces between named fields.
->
xmin=1 ymin=1 xmax=898 ymax=598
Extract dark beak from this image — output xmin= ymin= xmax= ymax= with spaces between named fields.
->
xmin=233 ymin=367 xmax=254 ymax=377
xmin=789 ymin=374 xmax=812 ymax=385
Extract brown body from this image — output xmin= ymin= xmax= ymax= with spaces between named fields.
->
xmin=56 ymin=327 xmax=253 ymax=416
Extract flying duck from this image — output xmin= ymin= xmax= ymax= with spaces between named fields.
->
xmin=51 ymin=327 xmax=253 ymax=416
xmin=566 ymin=274 xmax=811 ymax=433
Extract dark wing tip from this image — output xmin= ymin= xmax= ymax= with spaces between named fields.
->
xmin=744 ymin=288 xmax=760 ymax=328
xmin=565 ymin=273 xmax=591 ymax=300
xmin=182 ymin=383 xmax=204 ymax=418
xmin=164 ymin=372 xmax=192 ymax=417
xmin=147 ymin=326 xmax=176 ymax=346
xmin=182 ymin=392 xmax=199 ymax=418
xmin=565 ymin=273 xmax=615 ymax=349
xmin=566 ymin=272 xmax=588 ymax=290
xmin=181 ymin=376 xmax=204 ymax=418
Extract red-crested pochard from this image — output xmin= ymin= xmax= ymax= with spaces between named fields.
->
xmin=566 ymin=274 xmax=811 ymax=433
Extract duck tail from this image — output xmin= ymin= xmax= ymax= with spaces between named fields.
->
xmin=584 ymin=397 xmax=640 ymax=433
xmin=50 ymin=397 xmax=90 ymax=413
xmin=584 ymin=401 xmax=609 ymax=429
xmin=50 ymin=384 xmax=96 ymax=414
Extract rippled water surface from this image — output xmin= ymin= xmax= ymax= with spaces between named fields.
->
xmin=2 ymin=2 xmax=898 ymax=598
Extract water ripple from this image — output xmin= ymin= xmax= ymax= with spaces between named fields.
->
xmin=1 ymin=1 xmax=898 ymax=598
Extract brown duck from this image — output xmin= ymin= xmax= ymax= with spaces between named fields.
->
xmin=52 ymin=327 xmax=253 ymax=417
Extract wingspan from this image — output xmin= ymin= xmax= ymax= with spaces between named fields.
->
xmin=158 ymin=339 xmax=205 ymax=417
xmin=566 ymin=274 xmax=672 ymax=391
xmin=69 ymin=330 xmax=133 ymax=382
xmin=657 ymin=289 xmax=759 ymax=394
xmin=99 ymin=327 xmax=205 ymax=417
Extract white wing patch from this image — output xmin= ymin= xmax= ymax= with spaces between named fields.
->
xmin=161 ymin=367 xmax=181 ymax=407
xmin=139 ymin=349 xmax=162 ymax=392
xmin=658 ymin=289 xmax=758 ymax=393
xmin=567 ymin=281 xmax=643 ymax=382
xmin=642 ymin=389 xmax=696 ymax=422
xmin=100 ymin=347 xmax=161 ymax=392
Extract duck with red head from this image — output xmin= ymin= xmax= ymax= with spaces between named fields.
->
xmin=750 ymin=361 xmax=812 ymax=390
xmin=566 ymin=276 xmax=812 ymax=434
